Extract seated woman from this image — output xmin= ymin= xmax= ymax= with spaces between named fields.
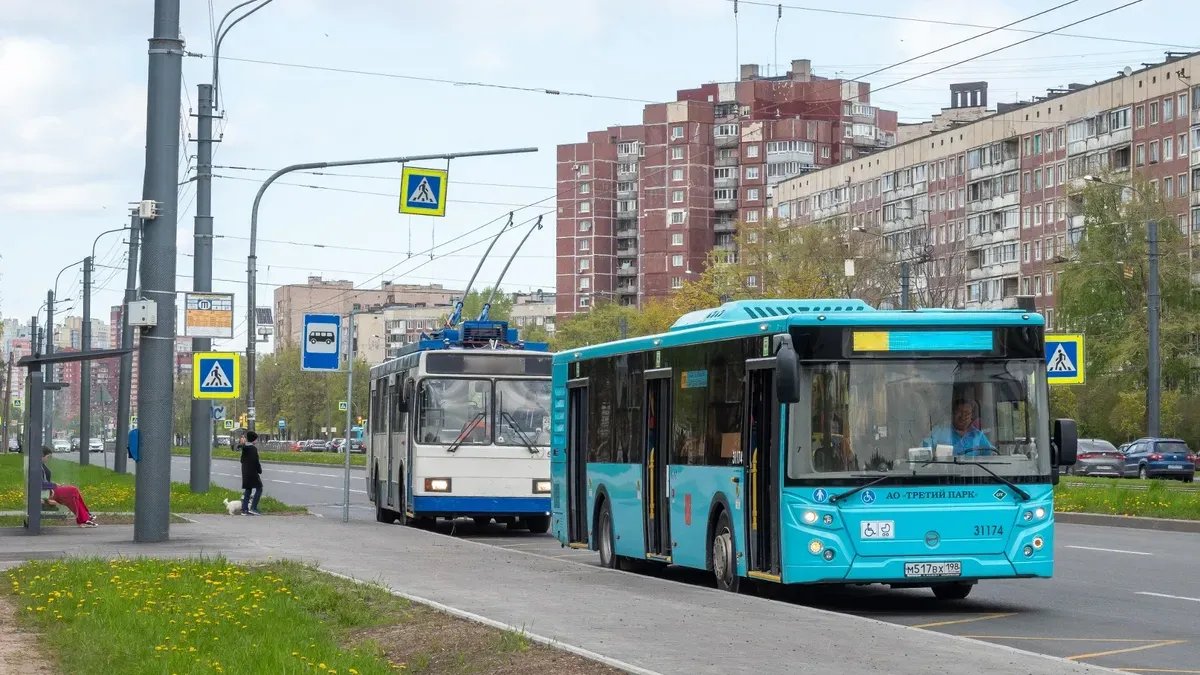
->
xmin=41 ymin=446 xmax=97 ymax=527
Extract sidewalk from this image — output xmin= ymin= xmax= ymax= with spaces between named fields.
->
xmin=0 ymin=516 xmax=1116 ymax=675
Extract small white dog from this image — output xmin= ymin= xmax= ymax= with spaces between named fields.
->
xmin=222 ymin=498 xmax=243 ymax=515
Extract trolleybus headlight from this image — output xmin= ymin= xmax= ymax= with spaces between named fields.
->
xmin=802 ymin=510 xmax=819 ymax=525
xmin=533 ymin=479 xmax=552 ymax=494
xmin=1023 ymin=511 xmax=1033 ymax=522
xmin=425 ymin=478 xmax=452 ymax=492
xmin=1023 ymin=545 xmax=1034 ymax=557
xmin=1034 ymin=507 xmax=1046 ymax=519
xmin=1032 ymin=536 xmax=1045 ymax=550
xmin=823 ymin=548 xmax=836 ymax=561
xmin=808 ymin=539 xmax=824 ymax=555
xmin=822 ymin=514 xmax=834 ymax=526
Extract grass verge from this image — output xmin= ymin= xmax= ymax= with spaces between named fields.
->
xmin=3 ymin=558 xmax=615 ymax=674
xmin=1055 ymin=476 xmax=1200 ymax=520
xmin=0 ymin=454 xmax=303 ymax=515
xmin=0 ymin=514 xmax=190 ymax=528
xmin=172 ymin=446 xmax=366 ymax=467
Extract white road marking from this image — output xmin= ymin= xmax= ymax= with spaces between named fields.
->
xmin=1136 ymin=591 xmax=1200 ymax=603
xmin=1065 ymin=545 xmax=1152 ymax=556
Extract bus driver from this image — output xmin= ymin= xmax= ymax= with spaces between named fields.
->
xmin=923 ymin=398 xmax=996 ymax=456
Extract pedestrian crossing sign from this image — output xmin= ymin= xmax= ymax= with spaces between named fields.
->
xmin=399 ymin=166 xmax=448 ymax=217
xmin=1045 ymin=334 xmax=1084 ymax=385
xmin=193 ymin=351 xmax=241 ymax=399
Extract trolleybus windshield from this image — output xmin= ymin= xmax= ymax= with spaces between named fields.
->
xmin=496 ymin=380 xmax=552 ymax=447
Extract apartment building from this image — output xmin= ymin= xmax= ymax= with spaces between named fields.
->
xmin=557 ymin=59 xmax=899 ymax=319
xmin=775 ymin=54 xmax=1200 ymax=326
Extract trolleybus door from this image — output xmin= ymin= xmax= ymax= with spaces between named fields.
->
xmin=566 ymin=381 xmax=589 ymax=544
xmin=386 ymin=376 xmax=399 ymax=510
xmin=643 ymin=368 xmax=673 ymax=558
xmin=745 ymin=360 xmax=781 ymax=578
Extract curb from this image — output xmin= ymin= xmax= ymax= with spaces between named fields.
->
xmin=169 ymin=453 xmax=365 ymax=470
xmin=1056 ymin=511 xmax=1200 ymax=533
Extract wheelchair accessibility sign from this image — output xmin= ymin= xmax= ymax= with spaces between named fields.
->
xmin=1045 ymin=334 xmax=1085 ymax=385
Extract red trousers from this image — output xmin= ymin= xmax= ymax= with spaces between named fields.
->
xmin=51 ymin=486 xmax=92 ymax=525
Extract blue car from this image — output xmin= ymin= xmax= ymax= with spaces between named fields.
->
xmin=1122 ymin=438 xmax=1195 ymax=482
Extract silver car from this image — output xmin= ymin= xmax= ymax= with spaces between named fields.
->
xmin=1071 ymin=438 xmax=1124 ymax=477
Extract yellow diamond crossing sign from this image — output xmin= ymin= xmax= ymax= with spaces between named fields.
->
xmin=399 ymin=166 xmax=448 ymax=217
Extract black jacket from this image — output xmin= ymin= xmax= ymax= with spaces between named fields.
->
xmin=240 ymin=444 xmax=263 ymax=490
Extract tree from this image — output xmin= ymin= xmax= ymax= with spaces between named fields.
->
xmin=551 ymin=299 xmax=679 ymax=351
xmin=912 ymin=237 xmax=970 ymax=309
xmin=519 ymin=322 xmax=551 ymax=345
xmin=446 ymin=287 xmax=514 ymax=324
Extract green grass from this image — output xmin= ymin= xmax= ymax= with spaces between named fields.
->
xmin=4 ymin=558 xmax=405 ymax=675
xmin=172 ymin=446 xmax=366 ymax=467
xmin=0 ymin=454 xmax=304 ymax=515
xmin=1054 ymin=476 xmax=1200 ymax=520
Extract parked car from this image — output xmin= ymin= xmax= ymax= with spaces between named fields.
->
xmin=52 ymin=438 xmax=70 ymax=453
xmin=1070 ymin=439 xmax=1125 ymax=477
xmin=350 ymin=439 xmax=366 ymax=454
xmin=88 ymin=438 xmax=103 ymax=453
xmin=301 ymin=439 xmax=329 ymax=452
xmin=1122 ymin=438 xmax=1195 ymax=482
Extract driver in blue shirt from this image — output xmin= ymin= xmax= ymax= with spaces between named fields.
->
xmin=924 ymin=398 xmax=995 ymax=456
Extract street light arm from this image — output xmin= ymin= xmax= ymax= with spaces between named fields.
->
xmin=212 ymin=0 xmax=275 ymax=107
xmin=53 ymin=257 xmax=88 ymax=297
xmin=91 ymin=226 xmax=130 ymax=261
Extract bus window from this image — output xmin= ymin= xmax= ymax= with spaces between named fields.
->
xmin=495 ymin=380 xmax=552 ymax=447
xmin=418 ymin=379 xmax=492 ymax=445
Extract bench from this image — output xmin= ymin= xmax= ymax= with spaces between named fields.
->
xmin=40 ymin=490 xmax=67 ymax=520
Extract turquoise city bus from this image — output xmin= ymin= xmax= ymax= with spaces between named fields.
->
xmin=550 ymin=299 xmax=1078 ymax=599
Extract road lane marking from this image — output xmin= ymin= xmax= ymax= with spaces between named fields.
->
xmin=1136 ymin=591 xmax=1200 ymax=603
xmin=962 ymin=636 xmax=1167 ymax=642
xmin=911 ymin=612 xmax=1016 ymax=629
xmin=1065 ymin=639 xmax=1186 ymax=661
xmin=1065 ymin=545 xmax=1152 ymax=556
xmin=1122 ymin=669 xmax=1200 ymax=673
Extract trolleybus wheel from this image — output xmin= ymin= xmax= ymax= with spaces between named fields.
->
xmin=931 ymin=582 xmax=973 ymax=600
xmin=711 ymin=510 xmax=740 ymax=592
xmin=374 ymin=483 xmax=398 ymax=524
xmin=597 ymin=501 xmax=617 ymax=569
xmin=524 ymin=515 xmax=551 ymax=534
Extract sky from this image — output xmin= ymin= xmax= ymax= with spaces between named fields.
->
xmin=2 ymin=0 xmax=1198 ymax=352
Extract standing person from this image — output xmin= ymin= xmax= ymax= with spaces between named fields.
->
xmin=41 ymin=446 xmax=97 ymax=527
xmin=239 ymin=431 xmax=263 ymax=515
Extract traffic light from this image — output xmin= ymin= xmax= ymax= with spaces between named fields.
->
xmin=239 ymin=413 xmax=248 ymax=428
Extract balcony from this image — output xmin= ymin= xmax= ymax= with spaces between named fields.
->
xmin=1191 ymin=191 xmax=1200 ymax=208
xmin=617 ymin=143 xmax=641 ymax=158
xmin=1192 ymin=108 xmax=1200 ymax=125
xmin=714 ymin=198 xmax=739 ymax=212
xmin=713 ymin=175 xmax=738 ymax=189
xmin=714 ymin=241 xmax=737 ymax=252
xmin=617 ymin=166 xmax=638 ymax=180
xmin=715 ymin=154 xmax=739 ymax=167
xmin=616 ymin=283 xmax=637 ymax=295
xmin=966 ymin=158 xmax=1019 ymax=182
xmin=714 ymin=134 xmax=739 ymax=149
xmin=616 ymin=226 xmax=638 ymax=238
xmin=714 ymin=220 xmax=737 ymax=233
xmin=616 ymin=209 xmax=638 ymax=221
xmin=617 ymin=186 xmax=637 ymax=199
xmin=616 ymin=246 xmax=637 ymax=258
xmin=617 ymin=265 xmax=638 ymax=277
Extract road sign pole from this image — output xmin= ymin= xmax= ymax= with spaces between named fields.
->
xmin=135 ymin=0 xmax=184 ymax=543
xmin=80 ymin=257 xmax=91 ymax=466
xmin=115 ymin=211 xmax=141 ymax=475
xmin=343 ymin=309 xmax=356 ymax=524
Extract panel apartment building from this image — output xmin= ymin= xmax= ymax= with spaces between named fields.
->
xmin=556 ymin=59 xmax=899 ymax=318
xmin=774 ymin=54 xmax=1200 ymax=327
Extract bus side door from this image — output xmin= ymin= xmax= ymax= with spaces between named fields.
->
xmin=744 ymin=359 xmax=782 ymax=579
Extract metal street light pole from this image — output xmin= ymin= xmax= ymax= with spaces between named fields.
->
xmin=81 ymin=227 xmax=128 ymax=466
xmin=244 ymin=147 xmax=538 ymax=433
xmin=47 ymin=257 xmax=86 ymax=443
xmin=1082 ymin=175 xmax=1160 ymax=437
xmin=115 ymin=211 xmax=142 ymax=475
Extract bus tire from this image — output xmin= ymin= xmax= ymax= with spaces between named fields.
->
xmin=597 ymin=500 xmax=618 ymax=569
xmin=931 ymin=582 xmax=973 ymax=600
xmin=711 ymin=509 xmax=740 ymax=592
xmin=524 ymin=515 xmax=551 ymax=534
xmin=374 ymin=480 xmax=398 ymax=524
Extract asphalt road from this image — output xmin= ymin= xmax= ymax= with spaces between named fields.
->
xmin=73 ymin=451 xmax=1200 ymax=672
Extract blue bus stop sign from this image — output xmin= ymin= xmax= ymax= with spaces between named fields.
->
xmin=302 ymin=313 xmax=342 ymax=371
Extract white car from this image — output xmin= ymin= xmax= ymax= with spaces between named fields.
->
xmin=51 ymin=439 xmax=70 ymax=453
xmin=88 ymin=438 xmax=104 ymax=453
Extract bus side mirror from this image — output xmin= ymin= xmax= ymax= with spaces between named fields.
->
xmin=774 ymin=335 xmax=801 ymax=404
xmin=1054 ymin=419 xmax=1078 ymax=466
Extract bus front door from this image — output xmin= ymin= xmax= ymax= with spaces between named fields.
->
xmin=566 ymin=383 xmax=589 ymax=545
xmin=745 ymin=363 xmax=781 ymax=579
xmin=644 ymin=370 xmax=672 ymax=559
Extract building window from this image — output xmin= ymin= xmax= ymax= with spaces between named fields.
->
xmin=579 ymin=201 xmax=591 ymax=214
xmin=579 ymin=220 xmax=591 ymax=232
xmin=1033 ymin=134 xmax=1042 ymax=154
xmin=1150 ymin=140 xmax=1160 ymax=163
xmin=617 ymin=181 xmax=636 ymax=193
xmin=1164 ymin=176 xmax=1174 ymax=198
xmin=671 ymin=125 xmax=684 ymax=139
xmin=671 ymin=233 xmax=684 ymax=245
xmin=714 ymin=188 xmax=736 ymax=201
xmin=714 ymin=123 xmax=738 ymax=137
xmin=579 ymin=278 xmax=591 ymax=291
xmin=1033 ymin=169 xmax=1042 ymax=190
xmin=1135 ymin=105 xmax=1145 ymax=127
xmin=1164 ymin=136 xmax=1174 ymax=162
xmin=578 ymin=258 xmax=590 ymax=271
xmin=821 ymin=146 xmax=831 ymax=159
xmin=667 ymin=168 xmax=683 ymax=182
xmin=669 ymin=211 xmax=686 ymax=225
xmin=1136 ymin=143 xmax=1145 ymax=166
xmin=1057 ymin=163 xmax=1066 ymax=185
xmin=1180 ymin=92 xmax=1189 ymax=115
xmin=1023 ymin=136 xmax=1032 ymax=156
xmin=578 ymin=182 xmax=591 ymax=195
xmin=579 ymin=297 xmax=590 ymax=308
xmin=1046 ymin=308 xmax=1054 ymax=330
xmin=1022 ymin=242 xmax=1031 ymax=262
xmin=746 ymin=188 xmax=760 ymax=201
xmin=670 ymin=277 xmax=683 ymax=289
xmin=671 ymin=189 xmax=685 ymax=204
xmin=1180 ymin=133 xmax=1189 ymax=158
xmin=1150 ymin=101 xmax=1159 ymax=125
xmin=745 ymin=166 xmax=760 ymax=180
xmin=578 ymin=239 xmax=590 ymax=252
xmin=671 ymin=146 xmax=684 ymax=160
xmin=577 ymin=164 xmax=590 ymax=176
xmin=1023 ymin=172 xmax=1031 ymax=192
xmin=745 ymin=275 xmax=758 ymax=288
xmin=1022 ymin=207 xmax=1031 ymax=228
xmin=1180 ymin=172 xmax=1188 ymax=193
xmin=746 ymin=144 xmax=760 ymax=158
xmin=1164 ymin=97 xmax=1174 ymax=122
xmin=671 ymin=254 xmax=684 ymax=268
xmin=1056 ymin=127 xmax=1065 ymax=148
xmin=1034 ymin=204 xmax=1042 ymax=226
xmin=745 ymin=210 xmax=760 ymax=222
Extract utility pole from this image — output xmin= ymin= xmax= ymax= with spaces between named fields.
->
xmin=1147 ymin=217 xmax=1161 ymax=437
xmin=80 ymin=257 xmax=92 ymax=465
xmin=1 ymin=358 xmax=11 ymax=451
xmin=44 ymin=290 xmax=54 ymax=443
xmin=115 ymin=211 xmax=142 ymax=475
xmin=134 ymin=0 xmax=183 ymax=543
xmin=189 ymin=81 xmax=215 ymax=493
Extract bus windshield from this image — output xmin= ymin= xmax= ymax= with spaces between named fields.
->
xmin=417 ymin=379 xmax=492 ymax=445
xmin=495 ymin=380 xmax=552 ymax=447
xmin=788 ymin=358 xmax=1051 ymax=482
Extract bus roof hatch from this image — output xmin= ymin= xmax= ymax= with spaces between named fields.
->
xmin=670 ymin=299 xmax=874 ymax=331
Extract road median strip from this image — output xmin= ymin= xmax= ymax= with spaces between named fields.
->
xmin=171 ymin=446 xmax=366 ymax=467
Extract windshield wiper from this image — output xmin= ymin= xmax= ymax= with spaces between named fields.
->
xmin=500 ymin=411 xmax=540 ymax=455
xmin=446 ymin=412 xmax=486 ymax=454
xmin=919 ymin=458 xmax=1030 ymax=501
xmin=828 ymin=473 xmax=894 ymax=504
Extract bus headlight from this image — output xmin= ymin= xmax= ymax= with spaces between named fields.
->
xmin=808 ymin=539 xmax=824 ymax=555
xmin=802 ymin=510 xmax=818 ymax=525
xmin=533 ymin=479 xmax=551 ymax=494
xmin=1034 ymin=507 xmax=1046 ymax=519
xmin=1032 ymin=536 xmax=1045 ymax=550
xmin=425 ymin=478 xmax=452 ymax=492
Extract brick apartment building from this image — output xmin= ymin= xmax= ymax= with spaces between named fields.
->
xmin=774 ymin=53 xmax=1200 ymax=327
xmin=556 ymin=59 xmax=900 ymax=318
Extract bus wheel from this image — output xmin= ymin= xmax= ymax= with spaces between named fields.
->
xmin=374 ymin=481 xmax=398 ymax=524
xmin=932 ymin=582 xmax=973 ymax=600
xmin=597 ymin=501 xmax=617 ymax=569
xmin=711 ymin=510 xmax=740 ymax=592
xmin=524 ymin=515 xmax=551 ymax=534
